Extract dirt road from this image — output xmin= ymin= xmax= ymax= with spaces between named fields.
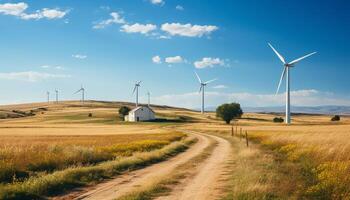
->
xmin=157 ymin=132 xmax=232 ymax=200
xmin=54 ymin=131 xmax=231 ymax=200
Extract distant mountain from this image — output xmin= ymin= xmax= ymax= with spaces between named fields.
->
xmin=204 ymin=105 xmax=350 ymax=115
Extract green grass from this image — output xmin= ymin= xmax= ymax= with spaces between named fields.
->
xmin=0 ymin=138 xmax=196 ymax=200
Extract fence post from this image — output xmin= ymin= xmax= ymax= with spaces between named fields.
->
xmin=231 ymin=125 xmax=234 ymax=136
xmin=239 ymin=128 xmax=242 ymax=141
xmin=245 ymin=131 xmax=249 ymax=147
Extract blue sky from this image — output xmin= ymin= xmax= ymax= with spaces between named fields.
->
xmin=0 ymin=0 xmax=349 ymax=108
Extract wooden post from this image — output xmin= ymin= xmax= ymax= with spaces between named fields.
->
xmin=231 ymin=125 xmax=234 ymax=136
xmin=245 ymin=131 xmax=249 ymax=147
xmin=239 ymin=128 xmax=242 ymax=141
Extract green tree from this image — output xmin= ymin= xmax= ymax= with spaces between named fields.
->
xmin=119 ymin=106 xmax=131 ymax=117
xmin=216 ymin=103 xmax=243 ymax=124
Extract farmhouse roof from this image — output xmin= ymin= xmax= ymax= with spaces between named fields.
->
xmin=130 ymin=106 xmax=155 ymax=113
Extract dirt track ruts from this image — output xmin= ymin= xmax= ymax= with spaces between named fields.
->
xmin=157 ymin=131 xmax=231 ymax=200
xmin=54 ymin=131 xmax=215 ymax=200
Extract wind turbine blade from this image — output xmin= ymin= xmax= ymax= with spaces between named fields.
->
xmin=194 ymin=71 xmax=202 ymax=83
xmin=137 ymin=81 xmax=142 ymax=85
xmin=199 ymin=85 xmax=203 ymax=93
xmin=268 ymin=43 xmax=286 ymax=64
xmin=204 ymin=78 xmax=217 ymax=84
xmin=276 ymin=67 xmax=286 ymax=94
xmin=74 ymin=89 xmax=82 ymax=94
xmin=288 ymin=52 xmax=317 ymax=65
xmin=132 ymin=85 xmax=137 ymax=94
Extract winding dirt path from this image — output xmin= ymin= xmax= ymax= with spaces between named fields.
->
xmin=54 ymin=132 xmax=212 ymax=200
xmin=157 ymin=132 xmax=232 ymax=200
xmin=54 ymin=131 xmax=232 ymax=200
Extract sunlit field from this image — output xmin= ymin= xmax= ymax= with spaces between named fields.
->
xmin=1 ymin=100 xmax=350 ymax=199
xmin=0 ymin=101 xmax=196 ymax=198
xmin=181 ymin=112 xmax=350 ymax=199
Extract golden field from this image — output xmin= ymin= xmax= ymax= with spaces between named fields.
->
xmin=0 ymin=101 xmax=191 ymax=186
xmin=181 ymin=113 xmax=350 ymax=199
xmin=1 ymin=100 xmax=350 ymax=199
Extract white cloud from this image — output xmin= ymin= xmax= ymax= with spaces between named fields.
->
xmin=161 ymin=23 xmax=218 ymax=37
xmin=165 ymin=56 xmax=183 ymax=64
xmin=0 ymin=2 xmax=68 ymax=20
xmin=152 ymin=89 xmax=350 ymax=109
xmin=72 ymin=54 xmax=87 ymax=59
xmin=40 ymin=65 xmax=64 ymax=70
xmin=150 ymin=0 xmax=164 ymax=5
xmin=194 ymin=57 xmax=225 ymax=69
xmin=121 ymin=23 xmax=157 ymax=35
xmin=152 ymin=55 xmax=162 ymax=64
xmin=0 ymin=2 xmax=27 ymax=15
xmin=175 ymin=5 xmax=184 ymax=11
xmin=0 ymin=71 xmax=71 ymax=82
xmin=213 ymin=85 xmax=227 ymax=89
xmin=158 ymin=35 xmax=171 ymax=39
xmin=93 ymin=12 xmax=125 ymax=29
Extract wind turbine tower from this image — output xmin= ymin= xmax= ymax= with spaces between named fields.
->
xmin=147 ymin=91 xmax=151 ymax=107
xmin=46 ymin=91 xmax=50 ymax=103
xmin=268 ymin=43 xmax=316 ymax=124
xmin=132 ymin=81 xmax=141 ymax=107
xmin=194 ymin=72 xmax=217 ymax=114
xmin=55 ymin=89 xmax=59 ymax=104
xmin=74 ymin=85 xmax=85 ymax=103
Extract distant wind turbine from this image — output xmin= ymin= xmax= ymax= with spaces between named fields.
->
xmin=132 ymin=81 xmax=141 ymax=107
xmin=194 ymin=71 xmax=217 ymax=114
xmin=46 ymin=91 xmax=50 ymax=103
xmin=146 ymin=91 xmax=151 ymax=107
xmin=74 ymin=85 xmax=85 ymax=103
xmin=268 ymin=43 xmax=316 ymax=124
xmin=55 ymin=89 xmax=59 ymax=104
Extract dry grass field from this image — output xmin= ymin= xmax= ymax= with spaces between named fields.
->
xmin=181 ymin=113 xmax=350 ymax=199
xmin=0 ymin=101 xmax=197 ymax=199
xmin=1 ymin=100 xmax=350 ymax=199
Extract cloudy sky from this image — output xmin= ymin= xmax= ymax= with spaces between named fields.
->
xmin=0 ymin=0 xmax=349 ymax=108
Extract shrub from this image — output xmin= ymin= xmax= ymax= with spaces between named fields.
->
xmin=119 ymin=106 xmax=131 ymax=118
xmin=216 ymin=103 xmax=243 ymax=124
xmin=331 ymin=115 xmax=340 ymax=121
xmin=88 ymin=113 xmax=92 ymax=117
xmin=273 ymin=117 xmax=284 ymax=123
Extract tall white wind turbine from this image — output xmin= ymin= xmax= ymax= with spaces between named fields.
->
xmin=194 ymin=71 xmax=217 ymax=114
xmin=132 ymin=81 xmax=141 ymax=107
xmin=74 ymin=85 xmax=85 ymax=103
xmin=268 ymin=43 xmax=316 ymax=124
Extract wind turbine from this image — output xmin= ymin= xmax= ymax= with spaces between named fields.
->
xmin=146 ymin=91 xmax=151 ymax=107
xmin=74 ymin=85 xmax=85 ymax=103
xmin=268 ymin=43 xmax=316 ymax=124
xmin=194 ymin=71 xmax=217 ymax=114
xmin=132 ymin=81 xmax=141 ymax=107
xmin=46 ymin=91 xmax=50 ymax=103
xmin=55 ymin=89 xmax=59 ymax=104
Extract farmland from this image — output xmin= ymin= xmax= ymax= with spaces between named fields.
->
xmin=1 ymin=101 xmax=350 ymax=199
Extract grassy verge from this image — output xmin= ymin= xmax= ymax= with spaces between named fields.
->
xmin=220 ymin=134 xmax=305 ymax=199
xmin=117 ymin=136 xmax=217 ymax=200
xmin=249 ymin=133 xmax=350 ymax=199
xmin=0 ymin=137 xmax=196 ymax=200
xmin=0 ymin=133 xmax=185 ymax=184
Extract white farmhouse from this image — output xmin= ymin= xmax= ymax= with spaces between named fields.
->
xmin=125 ymin=106 xmax=155 ymax=122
